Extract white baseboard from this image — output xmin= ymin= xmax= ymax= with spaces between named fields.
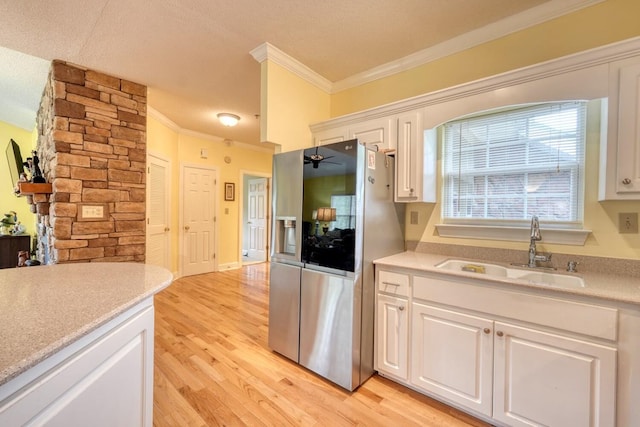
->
xmin=218 ymin=262 xmax=241 ymax=271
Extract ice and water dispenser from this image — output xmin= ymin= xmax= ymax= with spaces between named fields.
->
xmin=274 ymin=217 xmax=297 ymax=256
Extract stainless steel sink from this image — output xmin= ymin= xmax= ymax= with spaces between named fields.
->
xmin=435 ymin=259 xmax=585 ymax=289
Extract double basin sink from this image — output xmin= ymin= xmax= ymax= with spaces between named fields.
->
xmin=435 ymin=259 xmax=585 ymax=289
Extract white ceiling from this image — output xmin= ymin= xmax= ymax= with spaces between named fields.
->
xmin=0 ymin=0 xmax=595 ymax=146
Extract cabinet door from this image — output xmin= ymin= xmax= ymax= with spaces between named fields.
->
xmin=493 ymin=322 xmax=616 ymax=427
xmin=376 ymin=293 xmax=408 ymax=380
xmin=601 ymin=59 xmax=640 ymax=200
xmin=395 ymin=111 xmax=420 ymax=201
xmin=0 ymin=304 xmax=154 ymax=426
xmin=395 ymin=111 xmax=435 ymax=203
xmin=350 ymin=117 xmax=397 ymax=152
xmin=314 ymin=127 xmax=348 ymax=146
xmin=614 ymin=62 xmax=640 ymax=196
xmin=411 ymin=302 xmax=494 ymax=417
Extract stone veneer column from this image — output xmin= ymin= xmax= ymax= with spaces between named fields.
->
xmin=35 ymin=60 xmax=147 ymax=264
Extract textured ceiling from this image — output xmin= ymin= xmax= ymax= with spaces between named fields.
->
xmin=0 ymin=0 xmax=587 ymax=146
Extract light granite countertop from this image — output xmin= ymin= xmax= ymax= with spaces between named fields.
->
xmin=375 ymin=251 xmax=640 ymax=306
xmin=0 ymin=262 xmax=173 ymax=386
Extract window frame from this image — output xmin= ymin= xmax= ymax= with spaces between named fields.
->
xmin=441 ymin=101 xmax=587 ymax=229
xmin=434 ymin=100 xmax=595 ymax=246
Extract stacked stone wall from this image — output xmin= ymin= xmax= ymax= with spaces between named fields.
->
xmin=35 ymin=60 xmax=147 ymax=263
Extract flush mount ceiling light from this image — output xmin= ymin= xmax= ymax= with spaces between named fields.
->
xmin=217 ymin=113 xmax=240 ymax=127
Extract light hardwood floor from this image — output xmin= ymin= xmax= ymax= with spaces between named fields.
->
xmin=153 ymin=263 xmax=490 ymax=427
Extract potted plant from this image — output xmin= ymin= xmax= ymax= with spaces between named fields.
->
xmin=1 ymin=211 xmax=16 ymax=235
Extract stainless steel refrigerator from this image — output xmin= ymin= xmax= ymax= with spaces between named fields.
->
xmin=268 ymin=140 xmax=405 ymax=391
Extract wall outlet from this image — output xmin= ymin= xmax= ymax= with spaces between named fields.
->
xmin=410 ymin=211 xmax=419 ymax=225
xmin=619 ymin=212 xmax=638 ymax=234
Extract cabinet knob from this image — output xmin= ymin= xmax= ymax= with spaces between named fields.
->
xmin=622 ymin=178 xmax=632 ymax=185
xmin=398 ymin=306 xmax=405 ymax=311
xmin=410 ymin=188 xmax=414 ymax=193
xmin=164 ymin=227 xmax=170 ymax=232
xmin=184 ymin=225 xmax=190 ymax=231
xmin=483 ymin=328 xmax=491 ymax=334
xmin=496 ymin=331 xmax=504 ymax=337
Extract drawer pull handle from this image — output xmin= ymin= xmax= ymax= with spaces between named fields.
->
xmin=483 ymin=328 xmax=491 ymax=334
xmin=496 ymin=331 xmax=504 ymax=337
xmin=382 ymin=281 xmax=401 ymax=287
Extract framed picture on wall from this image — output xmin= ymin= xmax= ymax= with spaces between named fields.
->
xmin=225 ymin=182 xmax=235 ymax=201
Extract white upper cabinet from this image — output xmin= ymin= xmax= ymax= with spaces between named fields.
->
xmin=313 ymin=127 xmax=348 ymax=146
xmin=600 ymin=57 xmax=640 ymax=200
xmin=311 ymin=110 xmax=436 ymax=203
xmin=395 ymin=111 xmax=435 ymax=203
xmin=349 ymin=117 xmax=397 ymax=152
xmin=313 ymin=116 xmax=397 ymax=152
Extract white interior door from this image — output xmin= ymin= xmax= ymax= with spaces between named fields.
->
xmin=182 ymin=165 xmax=216 ymax=276
xmin=247 ymin=177 xmax=267 ymax=261
xmin=146 ymin=154 xmax=170 ymax=270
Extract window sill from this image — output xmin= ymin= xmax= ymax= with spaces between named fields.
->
xmin=435 ymin=224 xmax=591 ymax=246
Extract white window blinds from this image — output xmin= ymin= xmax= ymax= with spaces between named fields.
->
xmin=442 ymin=102 xmax=586 ymax=226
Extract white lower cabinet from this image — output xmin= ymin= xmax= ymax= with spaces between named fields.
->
xmin=0 ymin=300 xmax=155 ymax=426
xmin=375 ymin=268 xmax=619 ymax=426
xmin=376 ymin=294 xmax=408 ymax=380
xmin=493 ymin=322 xmax=617 ymax=427
xmin=411 ymin=303 xmax=494 ymax=417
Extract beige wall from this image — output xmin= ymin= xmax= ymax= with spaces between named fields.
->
xmin=330 ymin=0 xmax=640 ymax=116
xmin=262 ymin=61 xmax=330 ymax=151
xmin=0 ymin=121 xmax=36 ymax=236
xmin=147 ymin=114 xmax=273 ymax=273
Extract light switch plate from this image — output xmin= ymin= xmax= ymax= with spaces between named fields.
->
xmin=619 ymin=212 xmax=638 ymax=234
xmin=77 ymin=203 xmax=109 ymax=221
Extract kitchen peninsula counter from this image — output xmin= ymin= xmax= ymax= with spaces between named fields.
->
xmin=0 ymin=262 xmax=173 ymax=386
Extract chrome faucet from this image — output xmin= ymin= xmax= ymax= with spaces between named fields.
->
xmin=528 ymin=215 xmax=552 ymax=268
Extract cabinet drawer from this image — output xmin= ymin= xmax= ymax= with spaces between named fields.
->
xmin=377 ymin=270 xmax=409 ymax=297
xmin=413 ymin=274 xmax=618 ymax=341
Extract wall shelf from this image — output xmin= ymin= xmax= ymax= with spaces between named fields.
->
xmin=18 ymin=182 xmax=52 ymax=195
xmin=18 ymin=182 xmax=52 ymax=215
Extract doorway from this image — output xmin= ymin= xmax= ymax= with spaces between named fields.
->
xmin=240 ymin=172 xmax=270 ymax=265
xmin=181 ymin=164 xmax=217 ymax=276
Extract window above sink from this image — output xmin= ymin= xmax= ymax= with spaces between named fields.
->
xmin=435 ymin=100 xmax=600 ymax=246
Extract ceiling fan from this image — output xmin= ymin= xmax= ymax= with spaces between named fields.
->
xmin=304 ymin=147 xmax=337 ymax=169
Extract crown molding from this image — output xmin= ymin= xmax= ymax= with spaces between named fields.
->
xmin=310 ymin=35 xmax=640 ymax=133
xmin=148 ymin=106 xmax=274 ymax=154
xmin=332 ymin=0 xmax=605 ymax=92
xmin=148 ymin=106 xmax=180 ymax=131
xmin=250 ymin=1 xmax=604 ymax=95
xmin=250 ymin=42 xmax=333 ymax=92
